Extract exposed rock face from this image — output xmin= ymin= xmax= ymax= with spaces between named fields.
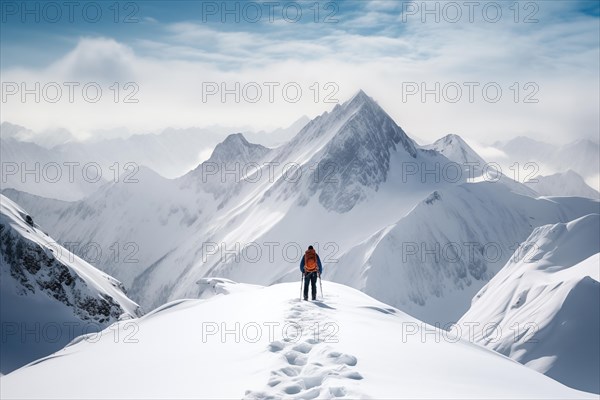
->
xmin=1 ymin=224 xmax=124 ymax=323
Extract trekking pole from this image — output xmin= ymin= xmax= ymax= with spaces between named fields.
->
xmin=300 ymin=273 xmax=304 ymax=300
xmin=319 ymin=274 xmax=324 ymax=300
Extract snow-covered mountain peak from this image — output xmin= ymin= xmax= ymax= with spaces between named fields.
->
xmin=252 ymin=90 xmax=421 ymax=212
xmin=221 ymin=132 xmax=250 ymax=147
xmin=423 ymin=133 xmax=486 ymax=166
xmin=434 ymin=133 xmax=467 ymax=147
xmin=205 ymin=133 xmax=270 ymax=165
xmin=345 ymin=88 xmax=375 ymax=108
xmin=289 ymin=89 xmax=413 ymax=152
xmin=424 ymin=133 xmax=537 ymax=196
xmin=217 ymin=133 xmax=268 ymax=167
xmin=265 ymin=93 xmax=424 ymax=202
xmin=558 ymin=169 xmax=579 ymax=179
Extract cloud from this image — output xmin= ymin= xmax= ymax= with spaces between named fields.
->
xmin=47 ymin=37 xmax=137 ymax=82
xmin=465 ymin=140 xmax=509 ymax=161
xmin=0 ymin=2 xmax=598 ymax=146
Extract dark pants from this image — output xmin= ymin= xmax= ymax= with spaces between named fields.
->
xmin=304 ymin=272 xmax=318 ymax=300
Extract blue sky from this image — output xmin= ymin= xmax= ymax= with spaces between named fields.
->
xmin=3 ymin=1 xmax=598 ymax=67
xmin=2 ymin=1 xmax=411 ymax=68
xmin=1 ymin=0 xmax=599 ymax=143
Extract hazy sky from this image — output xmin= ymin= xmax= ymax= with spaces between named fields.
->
xmin=1 ymin=0 xmax=599 ymax=144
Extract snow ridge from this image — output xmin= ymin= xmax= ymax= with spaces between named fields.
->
xmin=1 ymin=282 xmax=592 ymax=399
xmin=459 ymin=213 xmax=600 ymax=393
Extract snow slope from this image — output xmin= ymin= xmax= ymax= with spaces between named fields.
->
xmin=0 ymin=195 xmax=141 ymax=374
xmin=327 ymin=182 xmax=599 ymax=325
xmin=0 ymin=280 xmax=593 ymax=399
xmin=458 ymin=214 xmax=600 ymax=394
xmin=525 ymin=170 xmax=599 ymax=199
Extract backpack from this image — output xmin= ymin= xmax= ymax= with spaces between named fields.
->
xmin=304 ymin=249 xmax=318 ymax=273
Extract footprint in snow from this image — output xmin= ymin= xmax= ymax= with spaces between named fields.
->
xmin=284 ymin=350 xmax=307 ymax=366
xmin=327 ymin=351 xmax=358 ymax=366
xmin=292 ymin=341 xmax=313 ymax=354
xmin=268 ymin=341 xmax=285 ymax=352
